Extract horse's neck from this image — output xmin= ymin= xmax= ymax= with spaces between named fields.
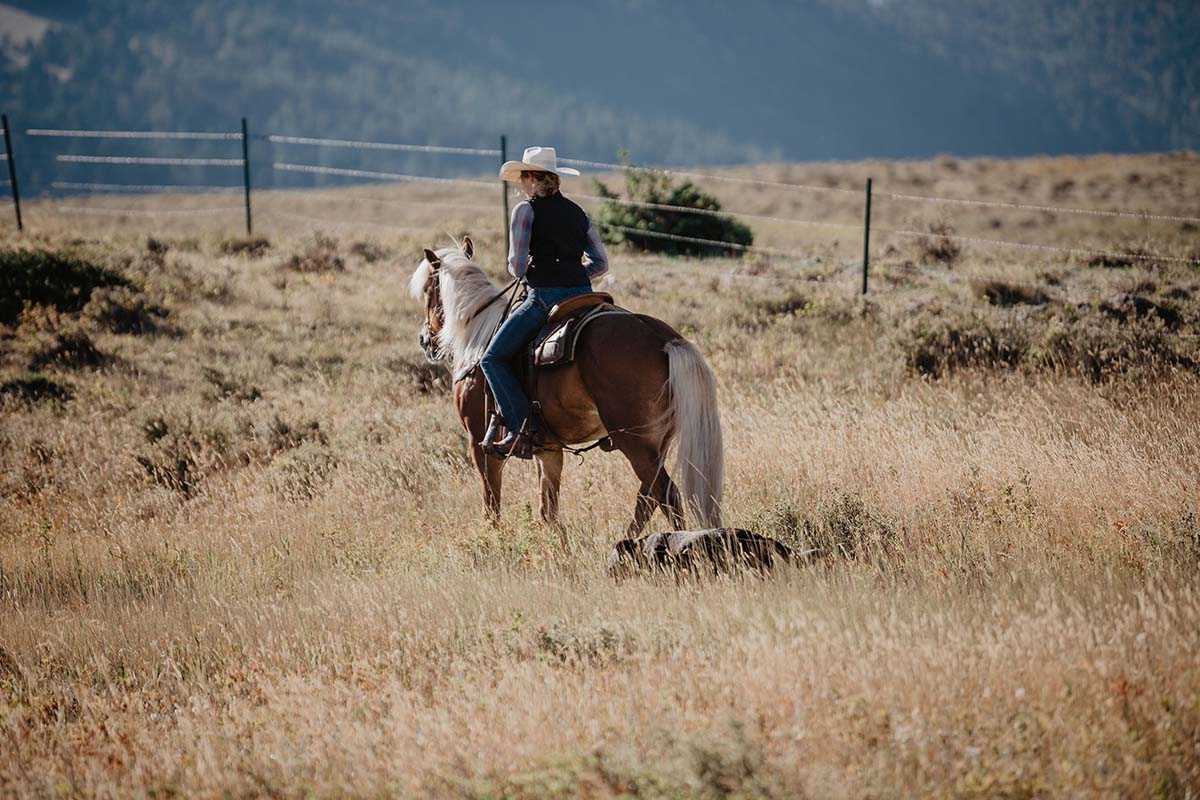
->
xmin=444 ymin=273 xmax=505 ymax=375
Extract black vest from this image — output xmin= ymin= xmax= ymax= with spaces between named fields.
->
xmin=527 ymin=193 xmax=591 ymax=287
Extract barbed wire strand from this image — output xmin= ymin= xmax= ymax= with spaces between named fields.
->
xmin=286 ymin=188 xmax=497 ymax=213
xmin=48 ymin=204 xmax=243 ymax=217
xmin=52 ymin=181 xmax=243 ymax=194
xmin=559 ymin=156 xmax=862 ymax=196
xmin=594 ymin=222 xmax=814 ymax=261
xmin=28 ymin=128 xmax=242 ymax=140
xmin=879 ymin=226 xmax=1200 ymax=266
xmin=261 ymin=208 xmax=429 ymax=233
xmin=876 ymin=189 xmax=1200 ymax=224
xmin=571 ymin=191 xmax=860 ymax=230
xmin=57 ymin=155 xmax=245 ymax=166
xmin=273 ymin=162 xmax=496 ymax=188
xmin=268 ymin=134 xmax=500 ymax=157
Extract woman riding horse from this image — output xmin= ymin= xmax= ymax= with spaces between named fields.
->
xmin=480 ymin=146 xmax=609 ymax=460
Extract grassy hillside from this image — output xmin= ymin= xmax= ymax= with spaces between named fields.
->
xmin=1 ymin=152 xmax=1198 ymax=795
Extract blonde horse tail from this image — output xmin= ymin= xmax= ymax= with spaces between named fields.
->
xmin=664 ymin=339 xmax=725 ymax=528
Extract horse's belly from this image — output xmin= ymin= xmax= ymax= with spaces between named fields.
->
xmin=539 ymin=366 xmax=606 ymax=444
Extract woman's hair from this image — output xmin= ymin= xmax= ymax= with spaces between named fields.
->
xmin=523 ymin=170 xmax=561 ymax=198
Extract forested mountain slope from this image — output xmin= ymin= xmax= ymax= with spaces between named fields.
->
xmin=1 ymin=0 xmax=1194 ymax=195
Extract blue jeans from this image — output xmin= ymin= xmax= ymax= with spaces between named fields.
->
xmin=480 ymin=285 xmax=592 ymax=433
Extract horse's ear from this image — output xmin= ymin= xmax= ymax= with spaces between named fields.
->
xmin=423 ymin=248 xmax=440 ymax=269
xmin=461 ymin=236 xmax=474 ymax=259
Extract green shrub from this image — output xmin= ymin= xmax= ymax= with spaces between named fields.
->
xmin=590 ymin=155 xmax=752 ymax=257
xmin=0 ymin=249 xmax=131 ymax=325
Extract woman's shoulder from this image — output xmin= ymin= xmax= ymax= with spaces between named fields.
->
xmin=511 ymin=199 xmax=534 ymax=220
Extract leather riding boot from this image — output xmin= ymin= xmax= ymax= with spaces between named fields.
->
xmin=479 ymin=413 xmax=504 ymax=455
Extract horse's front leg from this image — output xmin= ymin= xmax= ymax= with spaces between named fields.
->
xmin=457 ymin=375 xmax=503 ymax=523
xmin=534 ymin=448 xmax=564 ymax=526
xmin=469 ymin=442 xmax=504 ymax=523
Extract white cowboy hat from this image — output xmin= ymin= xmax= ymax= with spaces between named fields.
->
xmin=498 ymin=146 xmax=581 ymax=182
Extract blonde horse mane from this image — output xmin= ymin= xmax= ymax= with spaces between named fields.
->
xmin=409 ymin=245 xmax=506 ymax=378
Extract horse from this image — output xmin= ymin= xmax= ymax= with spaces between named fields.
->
xmin=409 ymin=236 xmax=724 ymax=536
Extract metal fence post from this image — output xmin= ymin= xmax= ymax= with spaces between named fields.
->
xmin=241 ymin=117 xmax=252 ymax=235
xmin=500 ymin=134 xmax=509 ymax=254
xmin=861 ymin=177 xmax=872 ymax=295
xmin=2 ymin=113 xmax=23 ymax=232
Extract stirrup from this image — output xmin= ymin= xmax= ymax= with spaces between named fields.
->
xmin=490 ymin=429 xmax=536 ymax=460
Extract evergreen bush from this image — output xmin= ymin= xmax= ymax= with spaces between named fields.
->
xmin=590 ymin=156 xmax=752 ymax=258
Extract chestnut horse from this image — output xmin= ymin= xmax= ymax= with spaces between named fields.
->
xmin=409 ymin=237 xmax=724 ymax=535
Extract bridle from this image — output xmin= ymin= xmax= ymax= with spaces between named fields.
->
xmin=420 ymin=274 xmax=522 ymax=366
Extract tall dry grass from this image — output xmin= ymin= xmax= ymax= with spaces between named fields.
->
xmin=1 ymin=152 xmax=1198 ymax=797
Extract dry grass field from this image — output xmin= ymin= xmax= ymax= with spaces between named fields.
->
xmin=2 ymin=152 xmax=1199 ymax=798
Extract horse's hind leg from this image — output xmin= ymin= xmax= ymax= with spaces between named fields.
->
xmin=534 ymin=448 xmax=564 ymax=526
xmin=619 ymin=439 xmax=685 ymax=536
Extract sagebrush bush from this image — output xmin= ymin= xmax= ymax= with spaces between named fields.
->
xmin=219 ymin=236 xmax=271 ymax=258
xmin=349 ymin=240 xmax=388 ymax=263
xmin=900 ymin=311 xmax=1030 ymax=378
xmin=0 ymin=373 xmax=73 ymax=405
xmin=281 ymin=234 xmax=345 ymax=273
xmin=591 ymin=158 xmax=752 ymax=257
xmin=0 ymin=248 xmax=130 ymax=325
xmin=21 ymin=324 xmax=106 ymax=370
xmin=899 ymin=303 xmax=1198 ymax=381
xmin=971 ymin=278 xmax=1050 ymax=307
xmin=914 ymin=221 xmax=963 ymax=265
xmin=83 ymin=286 xmax=168 ymax=335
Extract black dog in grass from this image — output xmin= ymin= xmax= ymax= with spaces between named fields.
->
xmin=607 ymin=528 xmax=800 ymax=580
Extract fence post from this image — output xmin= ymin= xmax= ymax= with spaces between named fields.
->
xmin=241 ymin=117 xmax=252 ymax=236
xmin=2 ymin=113 xmax=22 ymax=232
xmin=500 ymin=134 xmax=509 ymax=255
xmin=861 ymin=177 xmax=872 ymax=295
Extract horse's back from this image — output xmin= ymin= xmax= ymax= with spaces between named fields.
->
xmin=538 ymin=310 xmax=681 ymax=444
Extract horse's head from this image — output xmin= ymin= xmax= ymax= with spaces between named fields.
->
xmin=410 ymin=236 xmax=475 ymax=362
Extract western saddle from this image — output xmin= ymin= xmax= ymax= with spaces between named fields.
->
xmin=481 ymin=291 xmax=624 ymax=456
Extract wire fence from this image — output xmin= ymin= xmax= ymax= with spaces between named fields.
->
xmin=873 ymin=188 xmax=1200 ymax=225
xmin=27 ymin=128 xmax=243 ymax=141
xmin=272 ymin=161 xmax=496 ymax=188
xmin=52 ymin=181 xmax=242 ymax=194
xmin=4 ymin=116 xmax=1198 ymax=294
xmin=268 ymin=134 xmax=500 ymax=157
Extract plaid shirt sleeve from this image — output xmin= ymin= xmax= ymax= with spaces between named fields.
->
xmin=583 ymin=222 xmax=609 ymax=280
xmin=506 ymin=201 xmax=534 ymax=278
